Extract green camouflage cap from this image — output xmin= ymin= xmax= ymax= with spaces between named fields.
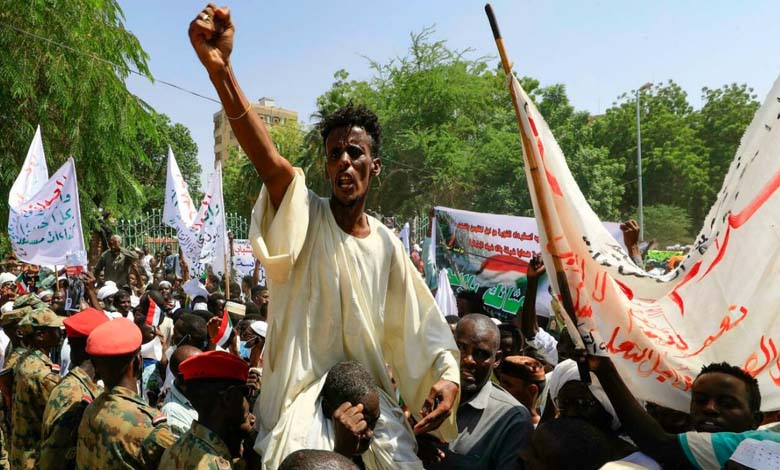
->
xmin=18 ymin=308 xmax=64 ymax=334
xmin=0 ymin=306 xmax=32 ymax=327
xmin=13 ymin=293 xmax=47 ymax=310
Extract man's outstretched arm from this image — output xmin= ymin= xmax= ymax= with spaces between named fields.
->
xmin=189 ymin=4 xmax=294 ymax=209
xmin=588 ymin=355 xmax=690 ymax=468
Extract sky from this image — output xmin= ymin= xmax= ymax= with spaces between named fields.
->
xmin=118 ymin=0 xmax=779 ymax=187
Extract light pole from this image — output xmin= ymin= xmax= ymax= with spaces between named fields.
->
xmin=636 ymin=82 xmax=652 ymax=242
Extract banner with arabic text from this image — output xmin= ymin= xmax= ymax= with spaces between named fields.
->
xmin=511 ymin=71 xmax=780 ymax=411
xmin=433 ymin=206 xmax=622 ymax=321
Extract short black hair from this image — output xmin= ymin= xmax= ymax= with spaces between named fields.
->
xmin=321 ymin=361 xmax=377 ymax=417
xmin=279 ymin=449 xmax=359 ymax=470
xmin=318 ymin=104 xmax=381 ymax=158
xmin=251 ymin=285 xmax=268 ymax=297
xmin=177 ymin=313 xmax=208 ymax=347
xmin=456 ymin=289 xmax=483 ymax=314
xmin=697 ymin=362 xmax=761 ymax=412
xmin=185 ymin=377 xmax=245 ymax=413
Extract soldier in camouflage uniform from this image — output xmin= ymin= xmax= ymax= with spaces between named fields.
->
xmin=40 ymin=307 xmax=108 ymax=470
xmin=0 ymin=304 xmax=29 ymax=470
xmin=159 ymin=351 xmax=252 ymax=470
xmin=76 ymin=317 xmax=174 ymax=469
xmin=9 ymin=308 xmax=63 ymax=470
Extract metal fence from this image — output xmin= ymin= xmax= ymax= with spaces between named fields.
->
xmin=115 ymin=208 xmax=248 ymax=256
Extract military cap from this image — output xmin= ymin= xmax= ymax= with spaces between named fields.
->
xmin=13 ymin=293 xmax=46 ymax=310
xmin=86 ymin=317 xmax=141 ymax=356
xmin=18 ymin=308 xmax=64 ymax=334
xmin=63 ymin=307 xmax=110 ymax=338
xmin=0 ymin=306 xmax=31 ymax=327
xmin=179 ymin=350 xmax=249 ymax=382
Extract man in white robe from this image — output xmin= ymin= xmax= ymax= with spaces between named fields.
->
xmin=189 ymin=6 xmax=460 ymax=469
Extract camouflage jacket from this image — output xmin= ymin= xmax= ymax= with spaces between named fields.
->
xmin=40 ymin=366 xmax=101 ymax=470
xmin=159 ymin=420 xmax=235 ymax=470
xmin=76 ymin=384 xmax=174 ymax=470
xmin=9 ymin=348 xmax=61 ymax=470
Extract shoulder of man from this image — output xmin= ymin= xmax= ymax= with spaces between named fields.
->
xmin=141 ymin=424 xmax=176 ymax=468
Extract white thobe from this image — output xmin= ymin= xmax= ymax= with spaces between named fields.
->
xmin=249 ymin=169 xmax=460 ymax=469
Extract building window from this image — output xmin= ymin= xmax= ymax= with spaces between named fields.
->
xmin=215 ymin=135 xmax=222 ymax=145
xmin=216 ymin=151 xmax=222 ymax=160
xmin=230 ymin=131 xmax=235 ymax=140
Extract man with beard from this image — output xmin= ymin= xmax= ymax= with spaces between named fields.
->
xmin=94 ymin=235 xmax=138 ymax=288
xmin=189 ymin=5 xmax=459 ymax=468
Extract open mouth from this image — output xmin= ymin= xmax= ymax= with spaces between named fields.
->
xmin=336 ymin=174 xmax=355 ymax=191
xmin=696 ymin=420 xmax=724 ymax=432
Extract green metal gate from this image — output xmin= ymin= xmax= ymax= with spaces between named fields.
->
xmin=115 ymin=208 xmax=248 ymax=256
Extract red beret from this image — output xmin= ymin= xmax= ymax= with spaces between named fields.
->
xmin=86 ymin=318 xmax=142 ymax=356
xmin=179 ymin=350 xmax=249 ymax=383
xmin=63 ymin=308 xmax=109 ymax=338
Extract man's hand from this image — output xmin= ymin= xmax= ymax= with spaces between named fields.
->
xmin=417 ymin=434 xmax=446 ymax=466
xmin=188 ymin=4 xmax=234 ymax=76
xmin=414 ymin=380 xmax=458 ymax=434
xmin=206 ymin=316 xmax=221 ymax=340
xmin=527 ymin=254 xmax=546 ymax=280
xmin=333 ymin=402 xmax=372 ymax=457
xmin=81 ymin=271 xmax=97 ymax=291
xmin=620 ymin=219 xmax=641 ymax=248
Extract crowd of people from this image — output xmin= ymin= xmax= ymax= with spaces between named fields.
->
xmin=0 ymin=4 xmax=777 ymax=470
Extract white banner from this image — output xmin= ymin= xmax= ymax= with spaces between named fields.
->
xmin=511 ymin=72 xmax=780 ymax=411
xmin=8 ymin=157 xmax=86 ymax=266
xmin=163 ymin=149 xmax=228 ymax=277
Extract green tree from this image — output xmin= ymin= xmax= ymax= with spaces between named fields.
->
xmin=695 ymin=84 xmax=759 ymax=202
xmin=0 ymin=0 xmax=159 ymax=232
xmin=634 ymin=204 xmax=693 ymax=247
xmin=137 ymin=113 xmax=202 ymax=212
xmin=591 ymin=81 xmax=710 ymax=224
xmin=222 ymin=119 xmax=306 ymax=219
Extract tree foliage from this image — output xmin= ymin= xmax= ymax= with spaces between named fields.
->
xmin=137 ymin=113 xmax=202 ymax=212
xmin=0 ymin=0 xmax=161 ymax=229
xmin=311 ymin=28 xmax=626 ymax=221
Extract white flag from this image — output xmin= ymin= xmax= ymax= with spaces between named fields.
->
xmin=8 ymin=157 xmax=86 ymax=266
xmin=399 ymin=222 xmax=410 ymax=254
xmin=511 ymin=72 xmax=780 ymax=411
xmin=9 ymin=125 xmax=49 ymax=209
xmin=162 ymin=147 xmax=197 ymax=228
xmin=435 ymin=269 xmax=458 ymax=317
xmin=164 ymin=151 xmax=228 ymax=277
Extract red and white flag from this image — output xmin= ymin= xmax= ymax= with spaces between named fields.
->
xmin=213 ymin=307 xmax=233 ymax=348
xmin=145 ymin=296 xmax=162 ymax=326
xmin=510 ymin=72 xmax=780 ymax=411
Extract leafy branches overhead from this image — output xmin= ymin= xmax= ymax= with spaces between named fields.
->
xmin=0 ymin=0 xmax=160 ymax=229
xmin=311 ymin=28 xmax=757 ymax=244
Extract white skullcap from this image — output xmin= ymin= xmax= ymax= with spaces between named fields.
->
xmin=250 ymin=320 xmax=268 ymax=338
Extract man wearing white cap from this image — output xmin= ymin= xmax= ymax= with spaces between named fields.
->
xmin=0 ymin=273 xmax=18 ymax=312
xmin=96 ymin=282 xmax=122 ymax=319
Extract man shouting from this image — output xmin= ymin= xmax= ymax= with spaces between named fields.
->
xmin=189 ymin=5 xmax=460 ymax=469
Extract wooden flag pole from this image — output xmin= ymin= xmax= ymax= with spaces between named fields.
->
xmin=484 ymin=4 xmax=590 ymax=382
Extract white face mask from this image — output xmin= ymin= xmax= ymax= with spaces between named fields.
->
xmin=141 ymin=336 xmax=163 ymax=362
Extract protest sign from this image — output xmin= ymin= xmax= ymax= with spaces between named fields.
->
xmin=8 ymin=157 xmax=86 ymax=266
xmin=232 ymin=238 xmax=266 ymax=285
xmin=510 ymin=71 xmax=780 ymax=411
xmin=434 ymin=206 xmax=622 ymax=321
